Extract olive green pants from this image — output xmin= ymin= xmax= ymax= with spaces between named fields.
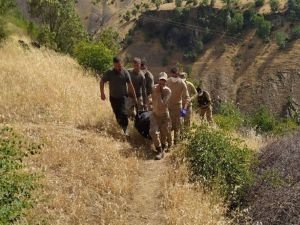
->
xmin=169 ymin=107 xmax=183 ymax=144
xmin=200 ymin=106 xmax=213 ymax=123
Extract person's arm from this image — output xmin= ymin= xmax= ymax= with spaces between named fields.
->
xmin=141 ymin=75 xmax=148 ymax=110
xmin=125 ymin=70 xmax=138 ymax=104
xmin=161 ymin=88 xmax=171 ymax=106
xmin=100 ymin=79 xmax=106 ymax=100
xmin=190 ymin=83 xmax=198 ymax=102
xmin=100 ymin=71 xmax=109 ymax=101
xmin=182 ymin=82 xmax=190 ymax=110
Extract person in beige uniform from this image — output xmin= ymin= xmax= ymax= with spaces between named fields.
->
xmin=167 ymin=68 xmax=190 ymax=145
xmin=150 ymin=72 xmax=172 ymax=160
xmin=179 ymin=72 xmax=198 ymax=127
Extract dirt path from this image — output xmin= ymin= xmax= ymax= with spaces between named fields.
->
xmin=125 ymin=157 xmax=168 ymax=225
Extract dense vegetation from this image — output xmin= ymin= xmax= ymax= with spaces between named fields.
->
xmin=0 ymin=127 xmax=40 ymax=224
xmin=215 ymin=102 xmax=299 ymax=134
xmin=187 ymin=126 xmax=254 ymax=206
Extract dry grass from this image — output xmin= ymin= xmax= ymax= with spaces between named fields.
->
xmin=0 ymin=37 xmax=139 ymax=224
xmin=0 ymin=36 xmax=114 ymax=129
xmin=162 ymin=144 xmax=231 ymax=225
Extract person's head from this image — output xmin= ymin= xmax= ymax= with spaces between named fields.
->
xmin=113 ymin=56 xmax=122 ymax=71
xmin=141 ymin=59 xmax=147 ymax=70
xmin=196 ymin=87 xmax=203 ymax=96
xmin=179 ymin=72 xmax=187 ymax=81
xmin=170 ymin=67 xmax=179 ymax=78
xmin=158 ymin=72 xmax=168 ymax=87
xmin=133 ymin=57 xmax=141 ymax=71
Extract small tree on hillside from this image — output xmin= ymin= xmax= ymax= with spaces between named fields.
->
xmin=28 ymin=0 xmax=86 ymax=54
xmin=175 ymin=0 xmax=183 ymax=7
xmin=275 ymin=32 xmax=288 ymax=49
xmin=288 ymin=0 xmax=300 ymax=20
xmin=255 ymin=0 xmax=265 ymax=7
xmin=0 ymin=0 xmax=15 ymax=14
xmin=227 ymin=11 xmax=244 ymax=34
xmin=97 ymin=27 xmax=120 ymax=55
xmin=254 ymin=15 xmax=271 ymax=40
xmin=270 ymin=0 xmax=280 ymax=12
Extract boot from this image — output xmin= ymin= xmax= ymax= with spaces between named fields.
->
xmin=155 ymin=147 xmax=164 ymax=160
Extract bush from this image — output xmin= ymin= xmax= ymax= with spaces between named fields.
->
xmin=215 ymin=102 xmax=244 ymax=130
xmin=273 ymin=119 xmax=299 ymax=135
xmin=227 ymin=11 xmax=244 ymax=34
xmin=187 ymin=126 xmax=254 ymax=204
xmin=175 ymin=0 xmax=183 ymax=7
xmin=0 ymin=19 xmax=7 ymax=43
xmin=291 ymin=25 xmax=300 ymax=39
xmin=74 ymin=41 xmax=113 ymax=74
xmin=255 ymin=0 xmax=265 ymax=7
xmin=251 ymin=107 xmax=276 ymax=133
xmin=270 ymin=0 xmax=280 ymax=12
xmin=0 ymin=127 xmax=39 ymax=224
xmin=288 ymin=0 xmax=300 ymax=20
xmin=254 ymin=15 xmax=271 ymax=40
xmin=195 ymin=40 xmax=204 ymax=54
xmin=97 ymin=27 xmax=120 ymax=55
xmin=243 ymin=7 xmax=256 ymax=27
xmin=275 ymin=31 xmax=288 ymax=49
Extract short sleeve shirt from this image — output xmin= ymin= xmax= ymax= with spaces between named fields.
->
xmin=102 ymin=68 xmax=131 ymax=98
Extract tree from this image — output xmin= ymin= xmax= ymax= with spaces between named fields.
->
xmin=254 ymin=15 xmax=271 ymax=40
xmin=227 ymin=11 xmax=244 ymax=34
xmin=74 ymin=41 xmax=113 ymax=74
xmin=275 ymin=32 xmax=288 ymax=49
xmin=28 ymin=0 xmax=86 ymax=54
xmin=291 ymin=26 xmax=300 ymax=39
xmin=222 ymin=0 xmax=238 ymax=10
xmin=255 ymin=0 xmax=265 ymax=7
xmin=0 ymin=0 xmax=15 ymax=14
xmin=97 ymin=27 xmax=120 ymax=55
xmin=270 ymin=0 xmax=279 ymax=12
xmin=175 ymin=0 xmax=183 ymax=7
xmin=288 ymin=0 xmax=300 ymax=20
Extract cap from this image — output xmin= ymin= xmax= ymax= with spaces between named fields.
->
xmin=113 ymin=56 xmax=121 ymax=63
xmin=158 ymin=72 xmax=168 ymax=81
xmin=133 ymin=57 xmax=141 ymax=64
xmin=179 ymin=72 xmax=187 ymax=78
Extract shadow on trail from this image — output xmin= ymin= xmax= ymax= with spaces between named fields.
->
xmin=77 ymin=121 xmax=156 ymax=160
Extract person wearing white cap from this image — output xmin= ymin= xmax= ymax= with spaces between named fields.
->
xmin=149 ymin=72 xmax=172 ymax=160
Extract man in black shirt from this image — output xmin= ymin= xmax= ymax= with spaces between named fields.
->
xmin=100 ymin=57 xmax=137 ymax=136
xmin=196 ymin=87 xmax=214 ymax=123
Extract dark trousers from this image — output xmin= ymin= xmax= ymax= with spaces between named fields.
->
xmin=110 ymin=96 xmax=128 ymax=131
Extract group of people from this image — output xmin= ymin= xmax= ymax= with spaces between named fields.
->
xmin=100 ymin=56 xmax=214 ymax=160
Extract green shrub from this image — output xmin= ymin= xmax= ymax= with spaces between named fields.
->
xmin=175 ymin=0 xmax=183 ymax=7
xmin=187 ymin=126 xmax=254 ymax=204
xmin=275 ymin=31 xmax=288 ymax=49
xmin=227 ymin=11 xmax=244 ymax=34
xmin=195 ymin=40 xmax=204 ymax=54
xmin=291 ymin=25 xmax=300 ymax=39
xmin=97 ymin=27 xmax=120 ymax=55
xmin=288 ymin=0 xmax=300 ymax=20
xmin=243 ymin=7 xmax=256 ymax=27
xmin=255 ymin=0 xmax=265 ymax=7
xmin=270 ymin=0 xmax=280 ymax=12
xmin=0 ymin=19 xmax=7 ymax=43
xmin=251 ymin=107 xmax=276 ymax=133
xmin=0 ymin=127 xmax=40 ymax=224
xmin=254 ymin=15 xmax=271 ymax=40
xmin=215 ymin=102 xmax=244 ymax=130
xmin=74 ymin=41 xmax=113 ymax=74
xmin=273 ymin=119 xmax=299 ymax=135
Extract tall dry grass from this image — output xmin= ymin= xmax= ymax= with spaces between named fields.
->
xmin=0 ymin=36 xmax=113 ymax=128
xmin=0 ymin=37 xmax=138 ymax=224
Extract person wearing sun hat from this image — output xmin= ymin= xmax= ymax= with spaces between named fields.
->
xmin=149 ymin=72 xmax=172 ymax=160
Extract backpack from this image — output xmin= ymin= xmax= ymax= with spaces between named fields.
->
xmin=134 ymin=111 xmax=151 ymax=139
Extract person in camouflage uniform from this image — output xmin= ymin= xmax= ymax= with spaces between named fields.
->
xmin=196 ymin=87 xmax=214 ymax=123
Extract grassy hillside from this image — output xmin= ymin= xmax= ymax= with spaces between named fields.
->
xmin=0 ymin=36 xmax=233 ymax=224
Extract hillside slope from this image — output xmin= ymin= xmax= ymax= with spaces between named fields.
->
xmin=123 ymin=7 xmax=300 ymax=116
xmin=0 ymin=36 xmax=230 ymax=224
